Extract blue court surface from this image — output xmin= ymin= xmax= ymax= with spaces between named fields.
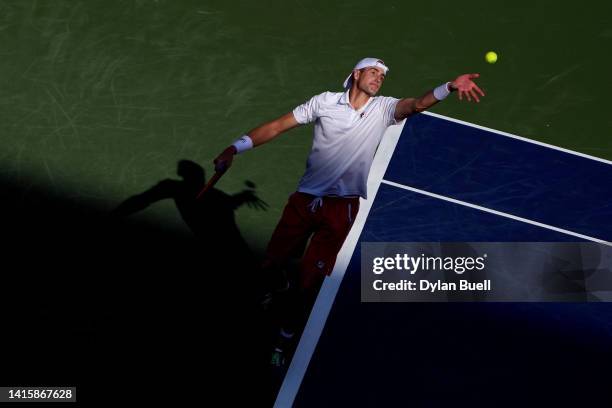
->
xmin=275 ymin=113 xmax=612 ymax=406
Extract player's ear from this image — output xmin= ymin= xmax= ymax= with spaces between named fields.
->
xmin=353 ymin=69 xmax=360 ymax=81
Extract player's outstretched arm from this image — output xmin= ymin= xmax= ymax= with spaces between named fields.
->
xmin=111 ymin=180 xmax=175 ymax=216
xmin=246 ymin=112 xmax=301 ymax=147
xmin=393 ymin=74 xmax=485 ymax=121
xmin=213 ymin=112 xmax=300 ymax=172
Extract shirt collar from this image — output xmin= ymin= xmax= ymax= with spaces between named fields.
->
xmin=338 ymin=89 xmax=373 ymax=111
xmin=338 ymin=89 xmax=351 ymax=105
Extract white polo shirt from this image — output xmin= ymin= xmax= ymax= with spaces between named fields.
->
xmin=292 ymin=90 xmax=399 ymax=199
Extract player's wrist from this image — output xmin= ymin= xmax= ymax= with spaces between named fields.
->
xmin=231 ymin=135 xmax=253 ymax=154
xmin=433 ymin=82 xmax=453 ymax=101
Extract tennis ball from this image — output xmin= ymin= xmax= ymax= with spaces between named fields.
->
xmin=485 ymin=51 xmax=498 ymax=64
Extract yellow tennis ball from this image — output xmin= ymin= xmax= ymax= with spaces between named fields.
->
xmin=485 ymin=51 xmax=498 ymax=64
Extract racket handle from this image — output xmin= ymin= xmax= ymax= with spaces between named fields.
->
xmin=196 ymin=171 xmax=224 ymax=199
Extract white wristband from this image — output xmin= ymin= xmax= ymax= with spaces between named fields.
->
xmin=232 ymin=135 xmax=253 ymax=154
xmin=433 ymin=82 xmax=452 ymax=101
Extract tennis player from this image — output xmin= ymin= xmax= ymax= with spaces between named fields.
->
xmin=213 ymin=57 xmax=485 ymax=366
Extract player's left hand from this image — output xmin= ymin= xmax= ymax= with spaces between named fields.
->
xmin=451 ymin=74 xmax=485 ymax=103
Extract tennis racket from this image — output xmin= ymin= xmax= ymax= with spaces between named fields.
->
xmin=196 ymin=169 xmax=225 ymax=199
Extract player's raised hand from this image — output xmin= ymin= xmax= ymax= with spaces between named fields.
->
xmin=213 ymin=146 xmax=237 ymax=173
xmin=451 ymin=74 xmax=485 ymax=103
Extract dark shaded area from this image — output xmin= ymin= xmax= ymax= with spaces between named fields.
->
xmin=0 ymin=169 xmax=278 ymax=406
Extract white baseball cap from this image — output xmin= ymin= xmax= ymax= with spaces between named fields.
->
xmin=342 ymin=57 xmax=389 ymax=89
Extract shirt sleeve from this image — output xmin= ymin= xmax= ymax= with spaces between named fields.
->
xmin=292 ymin=93 xmax=324 ymax=124
xmin=379 ymin=96 xmax=401 ymax=127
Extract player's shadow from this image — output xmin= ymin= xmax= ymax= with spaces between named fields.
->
xmin=112 ymin=159 xmax=267 ymax=258
xmin=110 ymin=159 xmax=275 ymax=402
xmin=0 ymin=159 xmax=275 ymax=404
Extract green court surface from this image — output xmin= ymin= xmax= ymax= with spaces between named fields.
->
xmin=2 ymin=0 xmax=611 ymax=251
xmin=1 ymin=2 xmax=612 ymax=404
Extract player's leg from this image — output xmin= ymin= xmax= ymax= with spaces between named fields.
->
xmin=260 ymin=192 xmax=317 ymax=299
xmin=271 ymin=272 xmax=325 ymax=368
xmin=300 ymin=195 xmax=360 ymax=282
xmin=271 ymin=196 xmax=360 ymax=366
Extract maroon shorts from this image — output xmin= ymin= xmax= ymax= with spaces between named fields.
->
xmin=264 ymin=192 xmax=360 ymax=289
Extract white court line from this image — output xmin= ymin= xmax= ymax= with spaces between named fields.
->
xmin=273 ymin=120 xmax=406 ymax=408
xmin=422 ymin=111 xmax=612 ymax=166
xmin=381 ymin=179 xmax=611 ymax=246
